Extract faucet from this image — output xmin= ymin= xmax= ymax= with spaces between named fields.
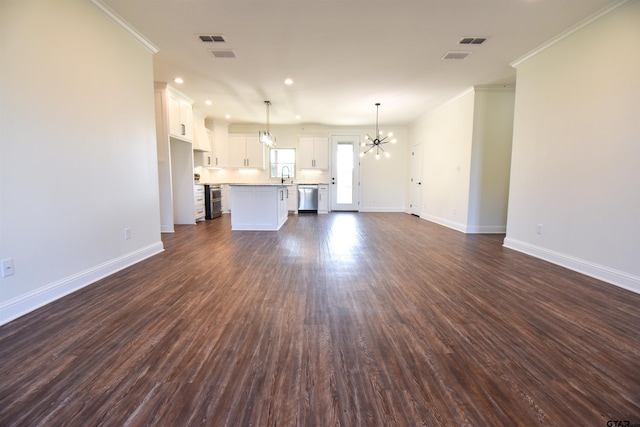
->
xmin=281 ymin=165 xmax=290 ymax=183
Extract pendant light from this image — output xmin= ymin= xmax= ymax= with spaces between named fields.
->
xmin=360 ymin=103 xmax=397 ymax=159
xmin=259 ymin=100 xmax=276 ymax=147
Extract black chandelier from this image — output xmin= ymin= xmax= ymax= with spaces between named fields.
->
xmin=361 ymin=103 xmax=397 ymax=159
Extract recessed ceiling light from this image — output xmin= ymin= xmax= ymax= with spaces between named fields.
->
xmin=225 ymin=114 xmax=231 ymax=119
xmin=284 ymin=78 xmax=294 ymax=85
xmin=205 ymin=100 xmax=212 ymax=106
xmin=295 ymin=115 xmax=301 ymax=120
xmin=174 ymin=77 xmax=184 ymax=84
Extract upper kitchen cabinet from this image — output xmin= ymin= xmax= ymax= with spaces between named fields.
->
xmin=298 ymin=136 xmax=329 ymax=169
xmin=192 ymin=111 xmax=210 ymax=152
xmin=193 ymin=129 xmax=213 ymax=167
xmin=207 ymin=120 xmax=229 ymax=168
xmin=229 ymin=134 xmax=264 ymax=169
xmin=168 ymin=89 xmax=193 ymax=142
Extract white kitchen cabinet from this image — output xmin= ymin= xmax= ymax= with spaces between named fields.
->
xmin=194 ymin=184 xmax=205 ymax=221
xmin=298 ymin=136 xmax=329 ymax=169
xmin=209 ymin=121 xmax=229 ymax=168
xmin=229 ymin=134 xmax=264 ymax=169
xmin=318 ymin=184 xmax=329 ymax=214
xmin=168 ymin=91 xmax=193 ymax=142
xmin=194 ymin=129 xmax=214 ymax=167
xmin=287 ymin=185 xmax=298 ymax=213
xmin=192 ymin=112 xmax=210 ymax=152
xmin=230 ymin=185 xmax=288 ymax=230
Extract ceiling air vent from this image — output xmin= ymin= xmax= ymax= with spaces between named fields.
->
xmin=198 ymin=34 xmax=226 ymax=43
xmin=210 ymin=50 xmax=237 ymax=59
xmin=459 ymin=37 xmax=487 ymax=45
xmin=442 ymin=51 xmax=471 ymax=60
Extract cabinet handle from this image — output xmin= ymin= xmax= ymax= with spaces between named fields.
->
xmin=215 ymin=157 xmax=218 ymax=166
xmin=181 ymin=123 xmax=186 ymax=136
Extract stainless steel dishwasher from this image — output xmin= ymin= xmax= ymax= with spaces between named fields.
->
xmin=298 ymin=184 xmax=318 ymax=213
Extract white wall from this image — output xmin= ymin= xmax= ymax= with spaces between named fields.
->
xmin=468 ymin=87 xmax=515 ymax=233
xmin=504 ymin=1 xmax=640 ymax=292
xmin=408 ymin=87 xmax=515 ymax=233
xmin=0 ymin=0 xmax=163 ymax=325
xmin=201 ymin=123 xmax=408 ymax=212
xmin=409 ymin=90 xmax=476 ymax=231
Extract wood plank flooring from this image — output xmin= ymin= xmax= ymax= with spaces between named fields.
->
xmin=0 ymin=213 xmax=639 ymax=426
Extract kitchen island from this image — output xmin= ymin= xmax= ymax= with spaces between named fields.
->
xmin=230 ymin=184 xmax=289 ymax=230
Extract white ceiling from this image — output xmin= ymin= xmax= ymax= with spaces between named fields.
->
xmin=102 ymin=0 xmax=616 ymax=126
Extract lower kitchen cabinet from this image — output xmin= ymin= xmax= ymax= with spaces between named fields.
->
xmin=318 ymin=184 xmax=329 ymax=214
xmin=194 ymin=184 xmax=205 ymax=221
xmin=287 ymin=185 xmax=298 ymax=213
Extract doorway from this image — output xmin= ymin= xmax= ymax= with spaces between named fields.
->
xmin=331 ymin=135 xmax=360 ymax=211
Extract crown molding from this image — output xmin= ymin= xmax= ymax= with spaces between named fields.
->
xmin=85 ymin=0 xmax=159 ymax=53
xmin=511 ymin=0 xmax=629 ymax=68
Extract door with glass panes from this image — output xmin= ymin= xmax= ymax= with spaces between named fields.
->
xmin=331 ymin=135 xmax=360 ymax=211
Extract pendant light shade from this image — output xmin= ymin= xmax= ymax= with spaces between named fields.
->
xmin=259 ymin=100 xmax=276 ymax=147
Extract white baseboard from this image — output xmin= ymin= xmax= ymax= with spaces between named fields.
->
xmin=418 ymin=214 xmax=505 ymax=234
xmin=420 ymin=213 xmax=467 ymax=233
xmin=0 ymin=242 xmax=164 ymax=326
xmin=358 ymin=207 xmax=405 ymax=213
xmin=465 ymin=224 xmax=507 ymax=234
xmin=503 ymin=237 xmax=640 ymax=295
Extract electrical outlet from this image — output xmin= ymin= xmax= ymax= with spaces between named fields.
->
xmin=1 ymin=258 xmax=15 ymax=277
xmin=537 ymin=224 xmax=543 ymax=235
xmin=124 ymin=228 xmax=131 ymax=240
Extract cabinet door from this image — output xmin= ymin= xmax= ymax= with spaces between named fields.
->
xmin=318 ymin=185 xmax=329 ymax=214
xmin=168 ymin=93 xmax=193 ymax=141
xmin=287 ymin=186 xmax=298 ymax=212
xmin=297 ymin=137 xmax=315 ymax=168
xmin=313 ymin=138 xmax=330 ymax=169
xmin=179 ymin=101 xmax=193 ymax=141
xmin=168 ymin=95 xmax=183 ymax=138
xmin=228 ymin=136 xmax=247 ymax=167
xmin=212 ymin=123 xmax=229 ymax=167
xmin=245 ymin=136 xmax=264 ymax=169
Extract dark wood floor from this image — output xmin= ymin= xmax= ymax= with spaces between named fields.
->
xmin=1 ymin=213 xmax=638 ymax=426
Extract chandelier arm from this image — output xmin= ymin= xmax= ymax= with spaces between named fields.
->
xmin=363 ymin=145 xmax=376 ymax=155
